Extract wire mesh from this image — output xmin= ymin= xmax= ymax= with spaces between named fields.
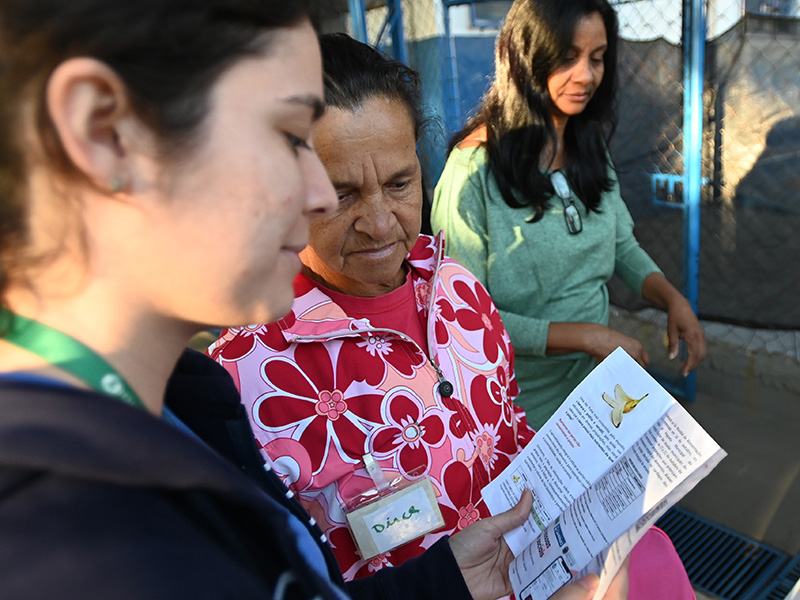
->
xmin=322 ymin=0 xmax=800 ymax=370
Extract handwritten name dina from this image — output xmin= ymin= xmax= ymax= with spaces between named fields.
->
xmin=371 ymin=505 xmax=421 ymax=533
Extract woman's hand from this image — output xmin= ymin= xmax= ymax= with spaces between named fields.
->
xmin=641 ymin=272 xmax=706 ymax=376
xmin=664 ymin=294 xmax=706 ymax=376
xmin=448 ymin=488 xmax=533 ymax=600
xmin=547 ymin=322 xmax=650 ymax=368
xmin=449 ymin=489 xmax=631 ymax=600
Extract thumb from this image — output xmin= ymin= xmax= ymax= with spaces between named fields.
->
xmin=666 ymin=325 xmax=679 ymax=360
xmin=491 ymin=488 xmax=533 ymax=534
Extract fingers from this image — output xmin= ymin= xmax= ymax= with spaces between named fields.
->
xmin=683 ymin=323 xmax=707 ymax=375
xmin=550 ymin=574 xmax=599 ymax=600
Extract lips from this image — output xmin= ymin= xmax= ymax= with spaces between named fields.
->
xmin=352 ymin=242 xmax=398 ymax=259
xmin=566 ymin=92 xmax=591 ymax=102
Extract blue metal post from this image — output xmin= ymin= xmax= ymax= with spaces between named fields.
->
xmin=681 ymin=0 xmax=705 ymax=402
xmin=349 ymin=0 xmax=368 ymax=44
xmin=440 ymin=2 xmax=463 ymax=135
xmin=387 ymin=0 xmax=408 ymax=64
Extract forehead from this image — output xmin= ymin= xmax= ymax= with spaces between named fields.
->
xmin=209 ymin=21 xmax=323 ymax=115
xmin=313 ymin=97 xmax=417 ymax=179
xmin=571 ymin=12 xmax=607 ymax=49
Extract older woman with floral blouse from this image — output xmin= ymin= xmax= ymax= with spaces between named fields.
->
xmin=208 ymin=33 xmax=533 ymax=582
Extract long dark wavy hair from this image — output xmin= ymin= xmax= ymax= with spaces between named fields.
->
xmin=449 ymin=0 xmax=619 ymax=222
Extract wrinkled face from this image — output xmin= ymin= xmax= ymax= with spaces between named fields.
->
xmin=135 ymin=20 xmax=335 ymax=327
xmin=547 ymin=11 xmax=607 ymax=120
xmin=301 ymin=96 xmax=423 ymax=298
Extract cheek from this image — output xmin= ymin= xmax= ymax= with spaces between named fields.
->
xmin=309 ymin=218 xmax=347 ymax=259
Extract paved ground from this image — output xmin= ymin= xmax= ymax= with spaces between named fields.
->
xmin=611 ymin=308 xmax=800 ymax=556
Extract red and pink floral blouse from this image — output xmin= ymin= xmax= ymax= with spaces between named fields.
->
xmin=208 ymin=233 xmax=534 ymax=581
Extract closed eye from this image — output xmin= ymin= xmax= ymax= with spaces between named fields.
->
xmin=387 ymin=180 xmax=410 ymax=191
xmin=286 ymin=133 xmax=311 ymax=153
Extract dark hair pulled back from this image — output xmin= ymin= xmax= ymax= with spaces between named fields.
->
xmin=319 ymin=32 xmax=425 ymax=142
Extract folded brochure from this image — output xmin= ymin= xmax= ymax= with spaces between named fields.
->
xmin=482 ymin=347 xmax=726 ymax=600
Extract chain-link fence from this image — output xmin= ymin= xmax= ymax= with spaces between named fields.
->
xmin=607 ymin=3 xmax=800 ymax=380
xmin=322 ymin=0 xmax=800 ymax=385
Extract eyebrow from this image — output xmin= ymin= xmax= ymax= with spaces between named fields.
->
xmin=282 ymin=94 xmax=325 ymax=121
xmin=332 ymin=165 xmax=420 ymax=190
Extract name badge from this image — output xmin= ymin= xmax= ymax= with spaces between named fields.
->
xmin=345 ymin=478 xmax=445 ymax=559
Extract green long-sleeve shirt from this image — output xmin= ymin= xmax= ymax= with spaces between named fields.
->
xmin=432 ymin=143 xmax=660 ymax=429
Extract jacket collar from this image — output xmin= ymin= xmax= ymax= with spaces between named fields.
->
xmin=277 ymin=233 xmax=445 ymax=342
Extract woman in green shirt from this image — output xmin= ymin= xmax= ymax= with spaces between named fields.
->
xmin=432 ymin=0 xmax=705 ymax=429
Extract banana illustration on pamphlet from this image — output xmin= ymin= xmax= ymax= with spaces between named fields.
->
xmin=602 ymin=384 xmax=648 ymax=428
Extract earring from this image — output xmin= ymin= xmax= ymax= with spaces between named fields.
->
xmin=109 ymin=175 xmax=126 ymax=193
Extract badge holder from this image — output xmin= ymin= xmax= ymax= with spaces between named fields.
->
xmin=343 ymin=454 xmax=445 ymax=560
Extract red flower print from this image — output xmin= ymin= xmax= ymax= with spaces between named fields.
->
xmin=440 ymin=394 xmax=478 ymax=440
xmin=432 ymin=296 xmax=456 ymax=347
xmin=209 ymin=319 xmax=293 ymax=362
xmin=327 ymin=525 xmax=430 ymax=580
xmin=255 ymin=342 xmax=385 ymax=474
xmin=406 ymin=236 xmax=437 ymax=280
xmin=370 ymin=389 xmax=447 ymax=477
xmin=452 ymin=280 xmax=508 ymax=363
xmin=345 ymin=332 xmax=426 ymax=380
xmin=437 ymin=460 xmax=490 ymax=532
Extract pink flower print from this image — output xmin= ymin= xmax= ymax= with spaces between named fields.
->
xmin=316 ymin=390 xmax=347 ymax=421
xmin=437 ymin=460 xmax=490 ymax=533
xmin=474 ymin=431 xmax=495 ymax=468
xmin=453 ymin=279 xmax=508 ymax=363
xmin=458 ymin=501 xmax=481 ymax=530
xmin=414 ymin=281 xmax=431 ymax=309
xmin=370 ymin=390 xmax=446 ymax=477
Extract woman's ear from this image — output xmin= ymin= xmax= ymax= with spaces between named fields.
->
xmin=45 ymin=57 xmax=136 ymax=193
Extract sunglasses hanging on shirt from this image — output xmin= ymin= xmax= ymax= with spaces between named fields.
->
xmin=550 ymin=171 xmax=583 ymax=235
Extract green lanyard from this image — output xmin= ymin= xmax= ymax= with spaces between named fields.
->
xmin=1 ymin=309 xmax=147 ymax=411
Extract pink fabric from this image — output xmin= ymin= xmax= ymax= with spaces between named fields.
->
xmin=630 ymin=527 xmax=696 ymax=600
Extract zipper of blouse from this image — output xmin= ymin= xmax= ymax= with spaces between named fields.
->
xmin=423 ymin=240 xmax=453 ymax=397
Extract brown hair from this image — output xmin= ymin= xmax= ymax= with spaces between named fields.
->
xmin=0 ymin=0 xmax=312 ymax=311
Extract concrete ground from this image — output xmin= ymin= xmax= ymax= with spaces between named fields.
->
xmin=611 ymin=308 xmax=800 ymax=599
xmin=612 ymin=307 xmax=800 ymax=556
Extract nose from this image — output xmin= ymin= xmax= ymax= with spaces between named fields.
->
xmin=572 ymin=58 xmax=593 ymax=84
xmin=353 ymin=191 xmax=395 ymax=239
xmin=303 ymin=150 xmax=337 ymax=217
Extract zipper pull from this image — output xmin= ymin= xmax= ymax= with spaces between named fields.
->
xmin=430 ymin=358 xmax=454 ymax=397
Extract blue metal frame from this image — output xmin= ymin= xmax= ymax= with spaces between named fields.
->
xmin=348 ymin=0 xmax=408 ymax=64
xmin=676 ymin=0 xmax=705 ymax=402
xmin=647 ymin=0 xmax=706 ymax=402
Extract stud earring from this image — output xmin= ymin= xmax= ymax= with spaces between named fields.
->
xmin=109 ymin=175 xmax=126 ymax=193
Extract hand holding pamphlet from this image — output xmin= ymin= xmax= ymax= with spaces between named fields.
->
xmin=482 ymin=348 xmax=726 ymax=600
